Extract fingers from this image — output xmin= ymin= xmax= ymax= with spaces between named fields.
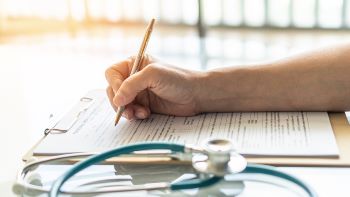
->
xmin=105 ymin=55 xmax=156 ymax=120
xmin=123 ymin=104 xmax=151 ymax=120
xmin=113 ymin=66 xmax=155 ymax=107
xmin=105 ymin=58 xmax=134 ymax=95
xmin=105 ymin=56 xmax=154 ymax=100
xmin=133 ymin=105 xmax=150 ymax=119
xmin=122 ymin=104 xmax=134 ymax=119
xmin=107 ymin=86 xmax=150 ymax=120
xmin=106 ymin=86 xmax=118 ymax=111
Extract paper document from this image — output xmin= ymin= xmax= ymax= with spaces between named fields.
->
xmin=34 ymin=91 xmax=339 ymax=157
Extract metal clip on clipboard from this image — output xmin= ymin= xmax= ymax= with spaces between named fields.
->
xmin=44 ymin=97 xmax=94 ymax=135
xmin=23 ymin=95 xmax=96 ymax=162
xmin=41 ymin=95 xmax=188 ymax=163
xmin=22 ymin=90 xmax=187 ymax=163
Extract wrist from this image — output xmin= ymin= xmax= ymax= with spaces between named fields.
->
xmin=193 ymin=66 xmax=264 ymax=113
xmin=192 ymin=70 xmax=211 ymax=113
xmin=193 ymin=69 xmax=234 ymax=113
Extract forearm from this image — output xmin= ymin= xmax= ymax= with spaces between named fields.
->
xmin=196 ymin=44 xmax=350 ymax=112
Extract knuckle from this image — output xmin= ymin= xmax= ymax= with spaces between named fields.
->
xmin=122 ymin=78 xmax=133 ymax=88
xmin=141 ymin=54 xmax=154 ymax=66
xmin=112 ymin=77 xmax=123 ymax=87
xmin=106 ymin=86 xmax=111 ymax=94
xmin=144 ymin=63 xmax=160 ymax=74
xmin=105 ymin=67 xmax=114 ymax=80
xmin=106 ymin=86 xmax=116 ymax=96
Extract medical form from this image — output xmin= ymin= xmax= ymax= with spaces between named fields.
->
xmin=34 ymin=91 xmax=339 ymax=157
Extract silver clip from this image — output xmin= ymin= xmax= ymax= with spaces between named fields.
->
xmin=44 ymin=97 xmax=94 ymax=135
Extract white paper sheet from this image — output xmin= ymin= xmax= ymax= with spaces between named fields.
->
xmin=34 ymin=92 xmax=339 ymax=157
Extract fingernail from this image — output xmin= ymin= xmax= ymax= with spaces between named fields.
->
xmin=135 ymin=111 xmax=146 ymax=119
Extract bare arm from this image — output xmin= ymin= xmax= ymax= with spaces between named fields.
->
xmin=197 ymin=44 xmax=350 ymax=112
xmin=105 ymin=44 xmax=350 ymax=120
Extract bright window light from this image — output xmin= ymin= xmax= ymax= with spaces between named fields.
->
xmin=292 ymin=0 xmax=316 ymax=27
xmin=1 ymin=0 xmax=350 ymax=29
xmin=244 ymin=0 xmax=265 ymax=26
xmin=318 ymin=0 xmax=342 ymax=28
xmin=268 ymin=0 xmax=290 ymax=27
xmin=203 ymin=0 xmax=222 ymax=25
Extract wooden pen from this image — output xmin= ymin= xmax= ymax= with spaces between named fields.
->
xmin=114 ymin=18 xmax=155 ymax=126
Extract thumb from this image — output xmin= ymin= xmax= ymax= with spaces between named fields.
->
xmin=113 ymin=68 xmax=154 ymax=107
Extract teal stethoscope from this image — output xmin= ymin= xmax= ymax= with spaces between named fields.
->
xmin=15 ymin=139 xmax=318 ymax=197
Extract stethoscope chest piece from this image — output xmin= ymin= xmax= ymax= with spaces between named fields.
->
xmin=192 ymin=139 xmax=247 ymax=176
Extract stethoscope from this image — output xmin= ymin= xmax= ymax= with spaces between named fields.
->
xmin=14 ymin=139 xmax=318 ymax=197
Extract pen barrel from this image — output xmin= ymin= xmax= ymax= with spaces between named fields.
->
xmin=130 ymin=19 xmax=154 ymax=75
xmin=114 ymin=18 xmax=155 ymax=126
xmin=130 ymin=55 xmax=143 ymax=75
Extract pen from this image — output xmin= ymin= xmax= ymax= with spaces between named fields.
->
xmin=114 ymin=18 xmax=155 ymax=126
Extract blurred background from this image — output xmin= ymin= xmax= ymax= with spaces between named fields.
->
xmin=1 ymin=0 xmax=350 ymax=190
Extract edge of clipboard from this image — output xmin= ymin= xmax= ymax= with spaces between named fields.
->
xmin=22 ymin=89 xmax=104 ymax=162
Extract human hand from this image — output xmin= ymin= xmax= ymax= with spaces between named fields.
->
xmin=105 ymin=55 xmax=203 ymax=120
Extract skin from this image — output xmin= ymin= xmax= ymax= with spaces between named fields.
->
xmin=105 ymin=45 xmax=350 ymax=120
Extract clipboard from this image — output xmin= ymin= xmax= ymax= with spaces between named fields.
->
xmin=247 ymin=112 xmax=350 ymax=167
xmin=23 ymin=90 xmax=350 ymax=167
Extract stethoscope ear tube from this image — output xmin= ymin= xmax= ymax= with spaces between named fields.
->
xmin=49 ymin=142 xmax=185 ymax=197
xmin=170 ymin=176 xmax=222 ymax=190
xmin=243 ymin=164 xmax=318 ymax=197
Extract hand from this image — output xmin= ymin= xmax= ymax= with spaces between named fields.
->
xmin=105 ymin=55 xmax=203 ymax=120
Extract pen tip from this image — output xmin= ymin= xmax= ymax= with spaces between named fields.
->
xmin=150 ymin=18 xmax=155 ymax=26
xmin=114 ymin=116 xmax=121 ymax=126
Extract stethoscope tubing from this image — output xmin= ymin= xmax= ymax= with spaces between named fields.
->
xmin=49 ymin=142 xmax=187 ymax=196
xmin=14 ymin=142 xmax=318 ymax=197
xmin=242 ymin=164 xmax=318 ymax=197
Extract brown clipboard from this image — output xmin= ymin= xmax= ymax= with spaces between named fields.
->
xmin=247 ymin=112 xmax=350 ymax=167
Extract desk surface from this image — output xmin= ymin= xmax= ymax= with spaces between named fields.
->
xmin=1 ymin=167 xmax=350 ymax=196
xmin=1 ymin=27 xmax=350 ymax=196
